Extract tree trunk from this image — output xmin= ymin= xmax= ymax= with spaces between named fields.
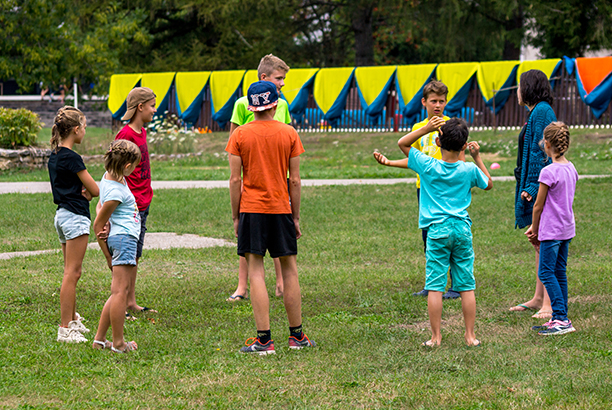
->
xmin=352 ymin=4 xmax=374 ymax=66
xmin=502 ymin=5 xmax=523 ymax=60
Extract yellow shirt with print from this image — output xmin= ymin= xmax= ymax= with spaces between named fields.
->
xmin=411 ymin=116 xmax=450 ymax=188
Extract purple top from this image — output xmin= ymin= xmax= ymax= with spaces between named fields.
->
xmin=538 ymin=162 xmax=578 ymax=241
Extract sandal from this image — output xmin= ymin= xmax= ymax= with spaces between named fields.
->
xmin=226 ymin=294 xmax=248 ymax=302
xmin=92 ymin=340 xmax=113 ymax=350
xmin=111 ymin=340 xmax=138 ymax=353
xmin=509 ymin=303 xmax=537 ymax=312
xmin=125 ymin=312 xmax=137 ymax=321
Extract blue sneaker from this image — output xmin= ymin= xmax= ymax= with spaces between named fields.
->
xmin=538 ymin=320 xmax=575 ymax=336
xmin=443 ymin=289 xmax=461 ymax=299
xmin=239 ymin=337 xmax=275 ymax=355
xmin=531 ymin=320 xmax=553 ymax=331
xmin=288 ymin=334 xmax=316 ymax=350
xmin=412 ymin=289 xmax=429 ymax=297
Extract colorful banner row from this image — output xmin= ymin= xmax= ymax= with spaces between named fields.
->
xmin=108 ymin=56 xmax=612 ymax=126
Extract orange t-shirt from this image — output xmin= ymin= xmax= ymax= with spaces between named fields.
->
xmin=225 ymin=120 xmax=305 ymax=214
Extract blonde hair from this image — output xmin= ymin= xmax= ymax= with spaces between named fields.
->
xmin=257 ymin=54 xmax=290 ymax=79
xmin=543 ymin=121 xmax=570 ymax=159
xmin=104 ymin=140 xmax=142 ymax=180
xmin=50 ymin=106 xmax=84 ymax=151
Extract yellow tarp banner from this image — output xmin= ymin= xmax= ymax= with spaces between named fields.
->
xmin=108 ymin=73 xmax=142 ymax=114
xmin=396 ymin=64 xmax=437 ymax=105
xmin=175 ymin=72 xmax=211 ymax=113
xmin=436 ymin=62 xmax=479 ymax=102
xmin=141 ymin=72 xmax=176 ymax=109
xmin=283 ymin=68 xmax=319 ymax=104
xmin=313 ymin=67 xmax=354 ymax=114
xmin=477 ymin=61 xmax=519 ymax=101
xmin=354 ymin=66 xmax=396 ymax=105
xmin=210 ymin=70 xmax=245 ymax=112
xmin=241 ymin=70 xmax=259 ymax=96
xmin=517 ymin=59 xmax=562 ymax=83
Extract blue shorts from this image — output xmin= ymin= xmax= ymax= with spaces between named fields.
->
xmin=107 ymin=234 xmax=138 ymax=266
xmin=54 ymin=208 xmax=90 ymax=244
xmin=425 ymin=218 xmax=475 ymax=293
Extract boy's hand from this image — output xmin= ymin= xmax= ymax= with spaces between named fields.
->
xmin=521 ymin=191 xmax=533 ymax=202
xmin=424 ymin=116 xmax=445 ymax=133
xmin=467 ymin=141 xmax=481 ymax=157
xmin=373 ymin=150 xmax=391 ymax=166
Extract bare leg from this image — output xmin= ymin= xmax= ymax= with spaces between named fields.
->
xmin=273 ymin=258 xmax=284 ymax=297
xmin=426 ymin=291 xmax=443 ymax=346
xmin=246 ymin=253 xmax=270 ymax=330
xmin=228 ymin=256 xmax=249 ymax=300
xmin=59 ymin=235 xmax=88 ymax=327
xmin=109 ymin=265 xmax=137 ymax=350
xmin=279 ymin=255 xmax=301 ymax=327
xmin=460 ymin=290 xmax=479 ymax=346
xmin=509 ymin=245 xmax=545 ymax=311
xmin=125 ymin=258 xmax=142 ymax=311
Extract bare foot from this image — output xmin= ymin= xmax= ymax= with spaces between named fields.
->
xmin=467 ymin=339 xmax=481 ymax=347
xmin=532 ymin=310 xmax=552 ymax=319
xmin=421 ymin=339 xmax=441 ymax=347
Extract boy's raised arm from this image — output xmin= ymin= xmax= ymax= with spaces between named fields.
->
xmin=467 ymin=141 xmax=493 ymax=190
xmin=372 ymin=151 xmax=408 ymax=168
xmin=397 ymin=116 xmax=445 ymax=157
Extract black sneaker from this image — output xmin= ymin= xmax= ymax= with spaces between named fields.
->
xmin=239 ymin=337 xmax=275 ymax=355
xmin=412 ymin=289 xmax=429 ymax=297
xmin=443 ymin=289 xmax=461 ymax=299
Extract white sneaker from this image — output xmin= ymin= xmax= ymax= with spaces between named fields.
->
xmin=68 ymin=319 xmax=90 ymax=333
xmin=57 ymin=326 xmax=88 ymax=343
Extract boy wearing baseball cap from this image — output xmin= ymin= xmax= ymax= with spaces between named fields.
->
xmin=115 ymin=87 xmax=157 ymax=317
xmin=226 ymin=54 xmax=291 ymax=303
xmin=226 ymin=81 xmax=315 ymax=354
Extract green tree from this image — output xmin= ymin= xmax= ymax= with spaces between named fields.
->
xmin=0 ymin=0 xmax=149 ymax=94
xmin=526 ymin=0 xmax=612 ymax=58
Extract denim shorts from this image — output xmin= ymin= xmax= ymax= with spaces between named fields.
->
xmin=107 ymin=234 xmax=138 ymax=266
xmin=54 ymin=208 xmax=91 ymax=244
xmin=425 ymin=217 xmax=475 ymax=293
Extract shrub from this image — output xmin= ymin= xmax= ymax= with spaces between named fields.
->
xmin=0 ymin=108 xmax=42 ymax=149
xmin=147 ymin=113 xmax=196 ymax=155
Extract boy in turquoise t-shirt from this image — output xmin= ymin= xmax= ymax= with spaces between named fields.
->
xmin=378 ymin=117 xmax=492 ymax=347
xmin=374 ymin=80 xmax=462 ymax=299
xmin=226 ymin=54 xmax=291 ymax=302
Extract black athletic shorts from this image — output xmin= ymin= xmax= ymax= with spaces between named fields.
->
xmin=237 ymin=213 xmax=297 ymax=258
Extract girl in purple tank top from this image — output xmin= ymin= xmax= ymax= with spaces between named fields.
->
xmin=526 ymin=122 xmax=578 ymax=336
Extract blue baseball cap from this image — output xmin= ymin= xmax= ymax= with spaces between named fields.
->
xmin=247 ymin=81 xmax=279 ymax=112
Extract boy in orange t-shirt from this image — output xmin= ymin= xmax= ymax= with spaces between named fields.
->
xmin=225 ymin=81 xmax=315 ymax=355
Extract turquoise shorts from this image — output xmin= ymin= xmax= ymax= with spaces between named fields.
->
xmin=424 ymin=217 xmax=475 ymax=293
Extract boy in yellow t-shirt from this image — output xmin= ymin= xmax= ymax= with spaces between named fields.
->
xmin=373 ymin=80 xmax=463 ymax=299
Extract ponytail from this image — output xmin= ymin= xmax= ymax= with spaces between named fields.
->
xmin=50 ymin=106 xmax=84 ymax=151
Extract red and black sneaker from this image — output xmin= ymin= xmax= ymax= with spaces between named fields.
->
xmin=240 ymin=337 xmax=276 ymax=355
xmin=288 ymin=333 xmax=316 ymax=350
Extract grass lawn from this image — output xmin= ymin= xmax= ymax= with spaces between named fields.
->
xmin=1 ymin=178 xmax=612 ymax=408
xmin=1 ymin=126 xmax=610 ymax=182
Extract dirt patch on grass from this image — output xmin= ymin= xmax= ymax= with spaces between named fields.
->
xmin=568 ymin=294 xmax=612 ymax=304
